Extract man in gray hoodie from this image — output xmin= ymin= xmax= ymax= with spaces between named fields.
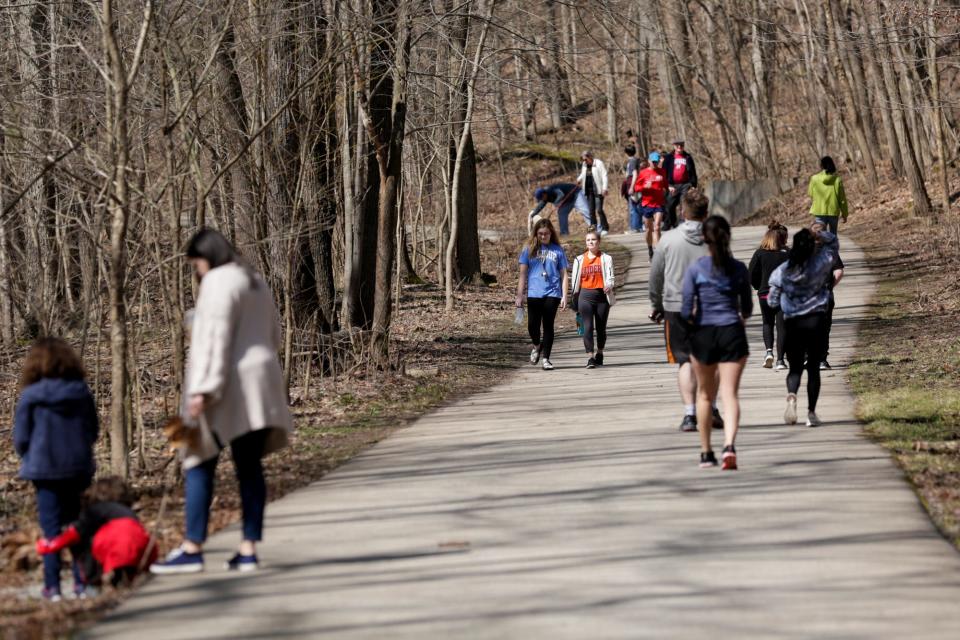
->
xmin=648 ymin=188 xmax=721 ymax=432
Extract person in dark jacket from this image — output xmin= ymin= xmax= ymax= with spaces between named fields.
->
xmin=13 ymin=337 xmax=99 ymax=601
xmin=529 ymin=183 xmax=581 ymax=235
xmin=662 ymin=139 xmax=699 ymax=230
xmin=748 ymin=221 xmax=790 ymax=370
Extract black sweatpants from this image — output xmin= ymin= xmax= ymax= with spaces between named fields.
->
xmin=784 ymin=312 xmax=829 ymax=412
xmin=759 ymin=297 xmax=785 ymax=360
xmin=585 ymin=192 xmax=609 ymax=231
xmin=527 ymin=296 xmax=561 ymax=359
xmin=578 ymin=288 xmax=610 ymax=353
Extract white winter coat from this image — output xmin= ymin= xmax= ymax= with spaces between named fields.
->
xmin=181 ymin=262 xmax=292 ymax=469
xmin=570 ymin=252 xmax=616 ymax=306
xmin=576 ymin=159 xmax=609 ymax=195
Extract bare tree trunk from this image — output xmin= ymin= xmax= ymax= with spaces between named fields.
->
xmin=367 ymin=0 xmax=411 ymax=360
xmin=863 ymin=0 xmax=931 ymax=215
xmin=824 ymin=0 xmax=877 ymax=186
xmin=633 ymin=7 xmax=652 ymax=154
xmin=101 ymin=0 xmax=153 ymax=477
xmin=926 ymin=0 xmax=950 ymax=213
xmin=544 ymin=0 xmax=573 ymax=129
xmin=854 ymin=0 xmax=904 ymax=176
xmin=446 ymin=0 xmax=493 ymax=311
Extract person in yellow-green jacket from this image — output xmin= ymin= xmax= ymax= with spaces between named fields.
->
xmin=808 ymin=156 xmax=848 ymax=234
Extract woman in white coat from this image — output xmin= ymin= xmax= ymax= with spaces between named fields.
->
xmin=152 ymin=229 xmax=292 ymax=574
xmin=570 ymin=230 xmax=615 ymax=368
xmin=576 ymin=151 xmax=610 ymax=235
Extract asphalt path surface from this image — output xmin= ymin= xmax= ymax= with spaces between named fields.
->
xmin=86 ymin=226 xmax=960 ymax=639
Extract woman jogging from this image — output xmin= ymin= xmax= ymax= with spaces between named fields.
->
xmin=748 ymin=221 xmax=789 ymax=370
xmin=151 ymin=229 xmax=292 ymax=574
xmin=808 ymin=156 xmax=848 ymax=234
xmin=681 ymin=216 xmax=752 ymax=470
xmin=767 ymin=227 xmax=839 ymax=427
xmin=516 ymin=218 xmax=569 ymax=371
xmin=570 ymin=230 xmax=615 ymax=368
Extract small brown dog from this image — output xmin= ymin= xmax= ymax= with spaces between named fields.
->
xmin=161 ymin=416 xmax=200 ymax=452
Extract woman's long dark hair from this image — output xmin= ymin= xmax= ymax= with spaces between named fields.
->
xmin=820 ymin=155 xmax=837 ymax=174
xmin=788 ymin=228 xmax=817 ymax=269
xmin=185 ymin=228 xmax=239 ymax=268
xmin=703 ymin=215 xmax=734 ymax=275
xmin=185 ymin=228 xmax=259 ymax=287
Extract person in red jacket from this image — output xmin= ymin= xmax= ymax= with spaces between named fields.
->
xmin=634 ymin=151 xmax=668 ymax=259
xmin=36 ymin=476 xmax=156 ymax=589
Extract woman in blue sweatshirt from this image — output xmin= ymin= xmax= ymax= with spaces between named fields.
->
xmin=13 ymin=337 xmax=99 ymax=600
xmin=767 ymin=227 xmax=839 ymax=427
xmin=681 ymin=216 xmax=752 ymax=470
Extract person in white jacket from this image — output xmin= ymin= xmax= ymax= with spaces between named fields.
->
xmin=576 ymin=151 xmax=610 ymax=236
xmin=152 ymin=229 xmax=292 ymax=575
xmin=570 ymin=230 xmax=615 ymax=368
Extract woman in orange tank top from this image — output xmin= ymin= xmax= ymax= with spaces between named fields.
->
xmin=570 ymin=231 xmax=616 ymax=368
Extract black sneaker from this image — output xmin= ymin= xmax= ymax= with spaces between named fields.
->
xmin=699 ymin=451 xmax=718 ymax=468
xmin=586 ymin=357 xmax=596 ymax=369
xmin=712 ymin=408 xmax=724 ymax=430
xmin=775 ymin=359 xmax=787 ymax=371
xmin=820 ymin=360 xmax=831 ymax=370
xmin=225 ymin=552 xmax=259 ymax=572
xmin=594 ymin=353 xmax=604 ymax=366
xmin=648 ymin=245 xmax=654 ymax=260
xmin=679 ymin=415 xmax=697 ymax=432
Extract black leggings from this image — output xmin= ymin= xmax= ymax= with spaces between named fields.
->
xmin=527 ymin=296 xmax=561 ymax=359
xmin=825 ymin=294 xmax=835 ymax=357
xmin=784 ymin=312 xmax=829 ymax=412
xmin=578 ymin=288 xmax=610 ymax=353
xmin=759 ymin=297 xmax=785 ymax=360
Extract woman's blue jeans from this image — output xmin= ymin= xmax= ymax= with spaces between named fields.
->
xmin=34 ymin=478 xmax=89 ymax=589
xmin=185 ymin=430 xmax=268 ymax=544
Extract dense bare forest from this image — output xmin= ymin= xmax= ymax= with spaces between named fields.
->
xmin=0 ymin=0 xmax=956 ymax=476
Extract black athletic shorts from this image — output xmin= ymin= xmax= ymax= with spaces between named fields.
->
xmin=664 ymin=311 xmax=692 ymax=365
xmin=690 ymin=322 xmax=749 ymax=364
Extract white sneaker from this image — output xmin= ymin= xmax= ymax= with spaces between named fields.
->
xmin=529 ymin=346 xmax=540 ymax=365
xmin=600 ymin=229 xmax=609 ymax=237
xmin=763 ymin=350 xmax=774 ymax=368
xmin=542 ymin=358 xmax=554 ymax=371
xmin=784 ymin=394 xmax=798 ymax=425
xmin=806 ymin=412 xmax=822 ymax=427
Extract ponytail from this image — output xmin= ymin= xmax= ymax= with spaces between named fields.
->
xmin=703 ymin=215 xmax=734 ymax=275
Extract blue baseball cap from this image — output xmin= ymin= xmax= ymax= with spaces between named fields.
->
xmin=648 ymin=151 xmax=661 ymax=163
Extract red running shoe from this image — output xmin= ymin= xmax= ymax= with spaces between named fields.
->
xmin=721 ymin=445 xmax=737 ymax=471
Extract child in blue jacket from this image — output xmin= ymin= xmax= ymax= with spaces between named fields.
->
xmin=13 ymin=337 xmax=99 ymax=601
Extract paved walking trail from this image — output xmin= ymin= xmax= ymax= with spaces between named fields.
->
xmin=88 ymin=227 xmax=960 ymax=639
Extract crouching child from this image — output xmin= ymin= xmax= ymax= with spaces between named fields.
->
xmin=36 ymin=477 xmax=157 ymax=588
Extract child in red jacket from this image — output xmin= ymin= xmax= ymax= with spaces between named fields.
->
xmin=36 ymin=477 xmax=156 ymax=589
